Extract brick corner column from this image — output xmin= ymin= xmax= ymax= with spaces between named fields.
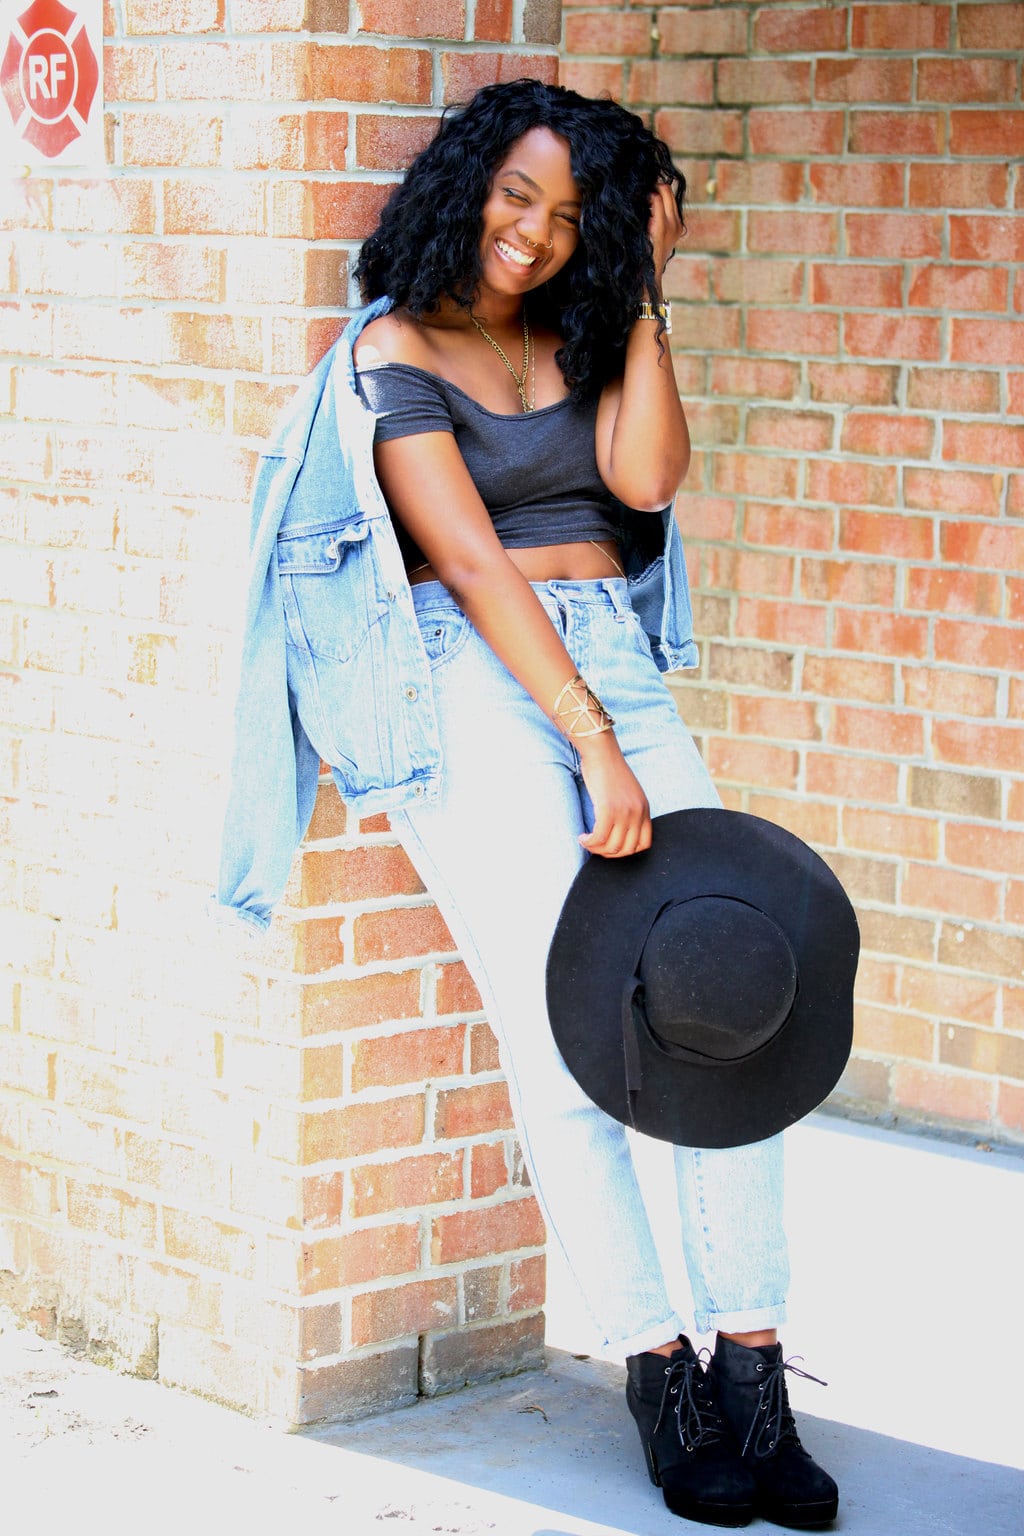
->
xmin=0 ymin=0 xmax=560 ymax=1426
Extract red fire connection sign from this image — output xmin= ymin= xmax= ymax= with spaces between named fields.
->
xmin=1 ymin=0 xmax=102 ymax=167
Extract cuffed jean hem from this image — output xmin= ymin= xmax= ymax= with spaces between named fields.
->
xmin=693 ymin=1302 xmax=789 ymax=1337
xmin=613 ymin=1312 xmax=688 ymax=1359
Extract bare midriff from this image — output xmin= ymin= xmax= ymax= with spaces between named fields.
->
xmin=408 ymin=537 xmax=624 ymax=586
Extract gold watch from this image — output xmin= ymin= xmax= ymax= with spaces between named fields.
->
xmin=637 ymin=300 xmax=672 ymax=334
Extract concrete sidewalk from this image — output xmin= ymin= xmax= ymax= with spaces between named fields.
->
xmin=3 ymin=1115 xmax=1023 ymax=1536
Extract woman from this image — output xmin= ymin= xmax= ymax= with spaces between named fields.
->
xmin=352 ymin=80 xmax=837 ymax=1531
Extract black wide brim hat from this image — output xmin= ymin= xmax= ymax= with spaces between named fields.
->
xmin=546 ymin=809 xmax=859 ymax=1149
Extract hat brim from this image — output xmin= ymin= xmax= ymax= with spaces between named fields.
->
xmin=545 ymin=809 xmax=859 ymax=1148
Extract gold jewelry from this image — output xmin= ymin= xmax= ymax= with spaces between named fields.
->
xmin=589 ymin=541 xmax=625 ymax=578
xmin=523 ymin=234 xmax=553 ymax=251
xmin=637 ymin=300 xmax=672 ymax=334
xmin=470 ymin=311 xmax=532 ymax=412
xmin=553 ymin=674 xmax=615 ymax=738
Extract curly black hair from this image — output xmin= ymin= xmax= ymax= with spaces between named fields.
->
xmin=354 ymin=79 xmax=685 ymax=401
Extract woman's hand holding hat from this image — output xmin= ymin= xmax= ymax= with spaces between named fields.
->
xmin=576 ymin=730 xmax=652 ymax=860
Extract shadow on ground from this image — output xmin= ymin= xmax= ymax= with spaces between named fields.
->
xmin=307 ymin=1348 xmax=1024 ymax=1536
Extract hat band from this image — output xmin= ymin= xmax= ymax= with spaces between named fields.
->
xmin=620 ymin=976 xmax=796 ymax=1130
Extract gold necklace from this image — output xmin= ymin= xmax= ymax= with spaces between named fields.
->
xmin=470 ymin=311 xmax=532 ymax=412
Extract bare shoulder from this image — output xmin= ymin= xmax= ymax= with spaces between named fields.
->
xmin=353 ymin=309 xmax=432 ymax=371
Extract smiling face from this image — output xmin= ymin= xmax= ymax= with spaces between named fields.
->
xmin=475 ymin=125 xmax=582 ymax=307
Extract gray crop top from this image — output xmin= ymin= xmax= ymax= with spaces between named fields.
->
xmin=356 ymin=361 xmax=626 ymax=559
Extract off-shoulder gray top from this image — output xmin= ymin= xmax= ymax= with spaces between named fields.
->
xmin=356 ymin=361 xmax=625 ymax=565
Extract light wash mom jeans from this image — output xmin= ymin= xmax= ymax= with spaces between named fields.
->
xmin=391 ymin=578 xmax=789 ymax=1356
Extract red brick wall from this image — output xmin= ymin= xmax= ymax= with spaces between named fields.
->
xmin=563 ymin=1 xmax=1024 ymax=1145
xmin=1 ymin=2 xmax=557 ymax=1419
xmin=4 ymin=0 xmax=1023 ymax=1423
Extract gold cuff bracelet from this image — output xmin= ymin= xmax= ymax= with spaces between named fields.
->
xmin=553 ymin=674 xmax=615 ymax=738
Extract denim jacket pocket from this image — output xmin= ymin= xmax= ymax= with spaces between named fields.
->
xmin=278 ymin=520 xmax=388 ymax=664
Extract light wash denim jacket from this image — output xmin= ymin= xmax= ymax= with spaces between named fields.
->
xmin=216 ymin=297 xmax=699 ymax=931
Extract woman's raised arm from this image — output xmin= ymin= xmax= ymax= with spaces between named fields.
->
xmin=595 ymin=183 xmax=691 ymax=513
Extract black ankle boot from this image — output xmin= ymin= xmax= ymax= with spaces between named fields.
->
xmin=625 ymin=1337 xmax=756 ymax=1528
xmin=710 ymin=1336 xmax=839 ymax=1530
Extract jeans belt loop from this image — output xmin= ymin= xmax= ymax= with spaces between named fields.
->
xmin=605 ymin=578 xmax=631 ymax=623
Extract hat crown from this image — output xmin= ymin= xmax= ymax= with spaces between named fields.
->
xmin=638 ymin=895 xmax=798 ymax=1063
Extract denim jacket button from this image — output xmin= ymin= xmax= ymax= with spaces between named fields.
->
xmin=404 ymin=685 xmax=418 ymax=701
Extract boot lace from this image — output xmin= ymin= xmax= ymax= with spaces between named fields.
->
xmin=742 ymin=1355 xmax=827 ymax=1458
xmin=655 ymin=1350 xmax=730 ymax=1454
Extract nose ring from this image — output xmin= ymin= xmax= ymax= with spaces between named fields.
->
xmin=523 ymin=235 xmax=553 ymax=251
